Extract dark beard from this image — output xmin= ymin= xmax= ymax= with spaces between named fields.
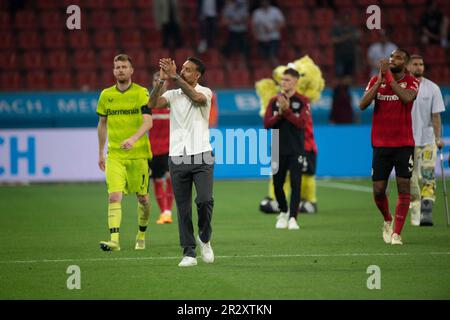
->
xmin=412 ymin=71 xmax=423 ymax=78
xmin=390 ymin=66 xmax=403 ymax=73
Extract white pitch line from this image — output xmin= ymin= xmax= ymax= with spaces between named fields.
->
xmin=0 ymin=252 xmax=449 ymax=265
xmin=317 ymin=181 xmax=373 ymax=193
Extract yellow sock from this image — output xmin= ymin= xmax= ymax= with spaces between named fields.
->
xmin=302 ymin=174 xmax=317 ymax=203
xmin=268 ymin=176 xmax=275 ymax=199
xmin=137 ymin=201 xmax=150 ymax=240
xmin=108 ymin=202 xmax=122 ymax=243
xmin=284 ymin=172 xmax=291 ymax=199
xmin=268 ymin=173 xmax=291 ymax=199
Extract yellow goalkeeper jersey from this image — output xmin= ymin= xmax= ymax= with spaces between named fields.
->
xmin=97 ymin=83 xmax=152 ymax=160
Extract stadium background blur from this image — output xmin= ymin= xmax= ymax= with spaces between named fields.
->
xmin=0 ymin=0 xmax=448 ymax=181
xmin=1 ymin=0 xmax=450 ymax=301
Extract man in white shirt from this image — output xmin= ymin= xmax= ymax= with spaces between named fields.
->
xmin=251 ymin=0 xmax=285 ymax=67
xmin=150 ymin=56 xmax=215 ymax=267
xmin=367 ymin=30 xmax=398 ymax=76
xmin=408 ymin=54 xmax=446 ymax=226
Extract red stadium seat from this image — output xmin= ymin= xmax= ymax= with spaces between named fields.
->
xmin=205 ymin=68 xmax=226 ymax=88
xmin=279 ymin=47 xmax=297 ymax=64
xmin=278 ymin=0 xmax=311 ymax=8
xmin=334 ymin=0 xmax=353 ymax=7
xmin=142 ymin=30 xmax=163 ymax=48
xmin=93 ymin=30 xmax=117 ymax=49
xmin=175 ymin=48 xmax=195 ymax=67
xmin=357 ymin=0 xmax=380 ymax=5
xmin=100 ymin=69 xmax=117 ymax=87
xmin=73 ymin=50 xmax=97 ymax=69
xmin=0 ymin=12 xmax=12 ymax=31
xmin=313 ymin=9 xmax=334 ymax=27
xmin=148 ymin=48 xmax=170 ymax=66
xmin=98 ymin=49 xmax=121 ymax=69
xmin=51 ymin=71 xmax=73 ymax=90
xmin=43 ymin=31 xmax=67 ymax=49
xmin=320 ymin=47 xmax=334 ymax=66
xmin=227 ymin=69 xmax=251 ymax=88
xmin=200 ymin=49 xmax=222 ymax=68
xmin=110 ymin=0 xmax=133 ymax=9
xmin=386 ymin=8 xmax=408 ymax=26
xmin=113 ymin=10 xmax=137 ymax=30
xmin=119 ymin=30 xmax=143 ymax=50
xmin=133 ymin=71 xmax=151 ymax=87
xmin=253 ymin=67 xmax=273 ymax=81
xmin=135 ymin=0 xmax=154 ymax=9
xmin=126 ymin=50 xmax=148 ymax=68
xmin=76 ymin=71 xmax=100 ymax=90
xmin=318 ymin=29 xmax=332 ymax=46
xmin=36 ymin=0 xmax=62 ymax=9
xmin=390 ymin=28 xmax=415 ymax=46
xmin=137 ymin=10 xmax=156 ymax=30
xmin=26 ymin=71 xmax=49 ymax=90
xmin=383 ymin=0 xmax=404 ymax=5
xmin=305 ymin=47 xmax=322 ymax=65
xmin=0 ymin=51 xmax=18 ymax=70
xmin=48 ymin=51 xmax=70 ymax=70
xmin=40 ymin=11 xmax=65 ymax=30
xmin=68 ymin=32 xmax=90 ymax=49
xmin=14 ymin=10 xmax=37 ymax=29
xmin=286 ymin=9 xmax=310 ymax=27
xmin=424 ymin=45 xmax=447 ymax=64
xmin=80 ymin=0 xmax=107 ymax=9
xmin=0 ymin=71 xmax=22 ymax=90
xmin=293 ymin=29 xmax=316 ymax=48
xmin=23 ymin=51 xmax=45 ymax=70
xmin=406 ymin=0 xmax=426 ymax=4
xmin=89 ymin=10 xmax=112 ymax=29
xmin=0 ymin=32 xmax=14 ymax=49
xmin=18 ymin=31 xmax=41 ymax=49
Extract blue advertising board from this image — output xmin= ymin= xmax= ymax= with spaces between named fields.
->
xmin=1 ymin=87 xmax=449 ymax=128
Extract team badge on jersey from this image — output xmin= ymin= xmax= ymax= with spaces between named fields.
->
xmin=399 ymin=82 xmax=407 ymax=88
xmin=292 ymin=102 xmax=301 ymax=110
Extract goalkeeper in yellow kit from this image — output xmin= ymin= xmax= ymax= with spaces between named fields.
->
xmin=97 ymin=54 xmax=153 ymax=251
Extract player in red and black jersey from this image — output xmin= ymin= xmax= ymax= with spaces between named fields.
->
xmin=264 ymin=68 xmax=309 ymax=230
xmin=360 ymin=49 xmax=420 ymax=245
xmin=149 ymin=72 xmax=174 ymax=224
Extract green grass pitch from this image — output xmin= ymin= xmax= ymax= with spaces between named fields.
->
xmin=0 ymin=179 xmax=449 ymax=299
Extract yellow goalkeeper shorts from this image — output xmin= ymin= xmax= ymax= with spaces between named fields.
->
xmin=105 ymin=157 xmax=149 ymax=195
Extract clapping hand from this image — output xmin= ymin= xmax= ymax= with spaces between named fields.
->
xmin=277 ymin=93 xmax=289 ymax=114
xmin=379 ymin=58 xmax=390 ymax=76
xmin=159 ymin=58 xmax=177 ymax=78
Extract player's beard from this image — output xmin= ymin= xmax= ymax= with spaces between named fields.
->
xmin=412 ymin=71 xmax=423 ymax=78
xmin=390 ymin=65 xmax=403 ymax=73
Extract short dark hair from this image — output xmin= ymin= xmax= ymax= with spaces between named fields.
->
xmin=283 ymin=68 xmax=300 ymax=78
xmin=187 ymin=56 xmax=206 ymax=76
xmin=396 ymin=48 xmax=410 ymax=62
xmin=410 ymin=54 xmax=423 ymax=62
xmin=114 ymin=54 xmax=133 ymax=66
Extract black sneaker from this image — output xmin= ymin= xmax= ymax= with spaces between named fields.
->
xmin=420 ymin=199 xmax=434 ymax=226
xmin=259 ymin=197 xmax=280 ymax=214
xmin=299 ymin=201 xmax=317 ymax=214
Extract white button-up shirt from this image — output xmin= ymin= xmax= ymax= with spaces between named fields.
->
xmin=411 ymin=77 xmax=446 ymax=146
xmin=162 ymin=84 xmax=213 ymax=156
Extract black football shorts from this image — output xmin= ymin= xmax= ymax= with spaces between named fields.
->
xmin=372 ymin=146 xmax=414 ymax=181
xmin=149 ymin=153 xmax=169 ymax=179
xmin=302 ymin=151 xmax=317 ymax=175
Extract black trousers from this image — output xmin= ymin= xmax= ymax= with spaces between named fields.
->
xmin=273 ymin=154 xmax=303 ymax=218
xmin=169 ymin=152 xmax=214 ymax=258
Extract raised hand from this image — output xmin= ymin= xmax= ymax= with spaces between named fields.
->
xmin=159 ymin=58 xmax=177 ymax=78
xmin=379 ymin=58 xmax=390 ymax=75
